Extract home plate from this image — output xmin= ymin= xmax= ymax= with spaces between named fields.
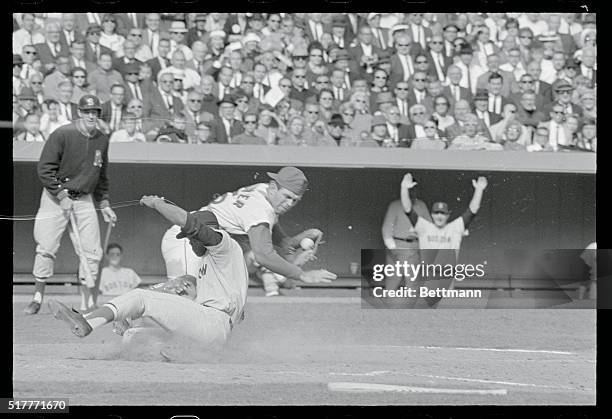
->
xmin=328 ymin=382 xmax=508 ymax=395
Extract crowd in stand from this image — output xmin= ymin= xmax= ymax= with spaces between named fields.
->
xmin=12 ymin=13 xmax=596 ymax=151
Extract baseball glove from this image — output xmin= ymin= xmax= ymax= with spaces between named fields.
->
xmin=149 ymin=275 xmax=198 ymax=300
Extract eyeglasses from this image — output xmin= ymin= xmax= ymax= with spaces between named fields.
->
xmin=396 ymin=87 xmax=409 ymax=91
xmin=189 ymin=99 xmax=203 ymax=103
xmin=280 ymin=84 xmax=291 ymax=88
xmin=310 ymin=54 xmax=323 ymax=57
xmin=23 ymin=51 xmax=37 ymax=55
xmin=411 ymin=111 xmax=425 ymax=116
xmin=244 ymin=120 xmax=257 ymax=124
xmin=374 ymin=75 xmax=387 ymax=79
xmin=416 ymin=61 xmax=428 ymax=64
xmin=242 ymin=80 xmax=254 ymax=84
xmin=414 ymin=78 xmax=426 ymax=82
xmin=430 ymin=41 xmax=443 ymax=44
xmin=294 ymin=75 xmax=306 ymax=78
xmin=31 ymin=81 xmax=42 ymax=85
xmin=130 ymin=33 xmax=143 ymax=37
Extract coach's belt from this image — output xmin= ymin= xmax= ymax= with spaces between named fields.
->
xmin=393 ymin=236 xmax=417 ymax=243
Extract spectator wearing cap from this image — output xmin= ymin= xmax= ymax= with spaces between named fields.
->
xmin=426 ymin=34 xmax=453 ymax=82
xmin=186 ymin=14 xmax=208 ymax=48
xmin=13 ymin=13 xmax=45 ymax=55
xmin=579 ymin=89 xmax=596 ymax=120
xmin=499 ymin=46 xmax=526 ymax=82
xmin=449 ymin=113 xmax=502 ymax=150
xmin=84 ymin=24 xmax=112 ymax=64
xmin=146 ymin=37 xmax=172 ymax=81
xmin=331 ymin=49 xmax=359 ymax=89
xmin=562 ymin=57 xmax=580 ymax=84
xmin=232 ymin=112 xmax=266 ymax=145
xmin=473 ymin=89 xmax=502 ymax=130
xmin=142 ymin=14 xmax=163 ymax=58
xmin=454 ymin=43 xmax=483 ymax=95
xmin=372 ymin=90 xmax=394 ymax=118
xmin=159 ymin=50 xmax=201 ymax=91
xmin=330 ymin=15 xmax=350 ymax=49
xmin=543 ymin=80 xmax=583 ymax=118
xmin=577 ymin=118 xmax=596 ymax=152
xmin=289 ymin=46 xmax=310 ymax=74
xmin=168 ymin=21 xmax=194 ymax=62
xmin=313 ymin=113 xmax=346 ymax=146
xmin=86 ymin=52 xmax=124 ymax=103
xmin=209 ymin=96 xmax=244 ymax=143
xmin=99 ymin=14 xmax=125 ymax=57
xmin=366 ymin=114 xmax=391 ymax=147
xmin=443 ymin=65 xmax=473 ymax=108
xmin=17 ymin=86 xmax=39 ymax=118
xmin=241 ymin=32 xmax=261 ymax=63
xmin=35 ymin=22 xmax=70 ymax=76
xmin=41 ymin=55 xmax=72 ymax=101
xmin=13 ymin=112 xmax=44 ymax=142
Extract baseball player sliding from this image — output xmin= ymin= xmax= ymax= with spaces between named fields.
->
xmin=24 ymin=95 xmax=117 ymax=315
xmin=161 ymin=166 xmax=337 ymax=296
xmin=48 ymin=197 xmax=247 ymax=350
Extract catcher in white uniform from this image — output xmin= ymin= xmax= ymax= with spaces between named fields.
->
xmin=161 ymin=166 xmax=337 ymax=296
xmin=48 ymin=195 xmax=248 ymax=349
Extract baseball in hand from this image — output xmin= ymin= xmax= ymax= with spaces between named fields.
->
xmin=300 ymin=237 xmax=315 ymax=250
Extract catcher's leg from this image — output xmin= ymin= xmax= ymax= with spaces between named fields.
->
xmin=29 ymin=189 xmax=70 ymax=314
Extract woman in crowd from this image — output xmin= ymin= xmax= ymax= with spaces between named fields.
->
xmin=70 ymin=67 xmax=90 ymax=104
xmin=349 ymin=91 xmax=373 ymax=137
xmin=255 ymin=106 xmax=285 ymax=145
xmin=500 ymin=120 xmax=526 ymax=151
xmin=410 ymin=118 xmax=447 ymax=150
xmin=99 ymin=14 xmax=125 ymax=57
xmin=305 ymin=43 xmax=328 ymax=86
xmin=317 ymin=88 xmax=335 ymax=122
xmin=431 ymin=95 xmax=455 ymax=131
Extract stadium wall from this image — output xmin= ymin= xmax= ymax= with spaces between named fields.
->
xmin=13 ymin=151 xmax=595 ymax=276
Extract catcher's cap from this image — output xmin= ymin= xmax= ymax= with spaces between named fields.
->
xmin=176 ymin=210 xmax=220 ymax=239
xmin=431 ymin=202 xmax=450 ymax=214
xmin=78 ymin=94 xmax=102 ymax=111
xmin=267 ymin=166 xmax=308 ymax=196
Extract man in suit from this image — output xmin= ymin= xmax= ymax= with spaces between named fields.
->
xmin=126 ymin=28 xmax=153 ymax=62
xmin=442 ymin=23 xmax=459 ymax=58
xmin=67 ymin=39 xmax=95 ymax=73
xmin=426 ymin=34 xmax=453 ymax=82
xmin=343 ymin=13 xmax=365 ymax=45
xmin=389 ymin=33 xmax=421 ymax=88
xmin=58 ymin=13 xmax=78 ymax=50
xmin=538 ymin=102 xmax=573 ymax=149
xmin=383 ymin=104 xmax=412 ymax=147
xmin=405 ymin=103 xmax=445 ymax=141
xmin=406 ymin=71 xmax=430 ymax=106
xmin=304 ymin=13 xmax=328 ymax=44
xmin=454 ymin=43 xmax=484 ymax=95
xmin=541 ymin=80 xmax=583 ymax=120
xmin=186 ymin=14 xmax=208 ymax=47
xmin=393 ymin=81 xmax=413 ymax=123
xmin=251 ymin=62 xmax=272 ymax=103
xmin=445 ymin=99 xmax=491 ymax=140
xmin=486 ymin=72 xmax=515 ymax=115
xmin=366 ymin=13 xmax=391 ymax=50
xmin=142 ymin=13 xmax=163 ymax=57
xmin=100 ymin=83 xmax=127 ymax=132
xmin=406 ymin=13 xmax=432 ymax=50
xmin=55 ymin=80 xmax=79 ymax=121
xmin=510 ymin=73 xmax=545 ymax=110
xmin=546 ymin=14 xmax=577 ymax=57
xmin=516 ymin=92 xmax=547 ymax=129
xmin=83 ymin=24 xmax=112 ymax=64
xmin=179 ymin=89 xmax=213 ymax=142
xmin=147 ymin=38 xmax=171 ymax=81
xmin=331 ymin=49 xmax=361 ymax=90
xmin=209 ymin=96 xmax=244 ymax=143
xmin=288 ymin=67 xmax=316 ymax=103
xmin=123 ymin=62 xmax=151 ymax=104
xmin=443 ymin=65 xmax=473 ymax=110
xmin=349 ymin=25 xmax=383 ymax=68
xmin=145 ymin=71 xmax=184 ymax=121
xmin=330 ymin=15 xmax=352 ymax=50
xmin=113 ymin=40 xmax=143 ymax=76
xmin=35 ymin=22 xmax=70 ymax=76
xmin=472 ymin=89 xmax=502 ymax=130
xmin=329 ymin=69 xmax=351 ymax=103
xmin=579 ymin=47 xmax=596 ymax=85
xmin=116 ymin=13 xmax=146 ymax=36
xmin=475 ymin=53 xmax=517 ymax=97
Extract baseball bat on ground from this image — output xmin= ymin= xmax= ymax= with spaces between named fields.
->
xmin=69 ymin=211 xmax=96 ymax=288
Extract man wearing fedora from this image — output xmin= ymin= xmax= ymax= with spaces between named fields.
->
xmin=209 ymin=96 xmax=245 ymax=143
xmin=83 ymin=24 xmax=112 ymax=65
xmin=168 ymin=20 xmax=193 ymax=62
xmin=454 ymin=43 xmax=484 ymax=95
xmin=186 ymin=14 xmax=208 ymax=47
xmin=541 ymin=79 xmax=583 ymax=119
xmin=472 ymin=89 xmax=502 ymax=130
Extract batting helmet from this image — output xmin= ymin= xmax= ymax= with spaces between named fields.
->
xmin=78 ymin=95 xmax=102 ymax=111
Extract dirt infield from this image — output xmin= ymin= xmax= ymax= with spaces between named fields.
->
xmin=13 ymin=290 xmax=595 ymax=405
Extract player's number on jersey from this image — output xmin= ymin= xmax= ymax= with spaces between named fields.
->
xmin=211 ymin=185 xmax=257 ymax=208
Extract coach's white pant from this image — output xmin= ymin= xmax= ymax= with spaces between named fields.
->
xmin=109 ymin=288 xmax=231 ymax=347
xmin=32 ymin=189 xmax=102 ymax=281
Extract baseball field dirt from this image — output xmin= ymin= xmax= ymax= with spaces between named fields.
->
xmin=13 ymin=288 xmax=595 ymax=405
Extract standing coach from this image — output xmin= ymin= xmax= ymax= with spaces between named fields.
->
xmin=24 ymin=94 xmax=117 ymax=315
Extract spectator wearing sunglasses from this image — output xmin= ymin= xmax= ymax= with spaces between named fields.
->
xmin=233 ymin=112 xmax=267 ymax=145
xmin=431 ymin=95 xmax=456 ymax=131
xmin=20 ymin=44 xmax=40 ymax=80
xmin=28 ymin=72 xmax=46 ymax=106
xmin=84 ymin=24 xmax=113 ymax=64
xmin=410 ymin=117 xmax=447 ymax=150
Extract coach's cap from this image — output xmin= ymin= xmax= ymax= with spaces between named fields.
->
xmin=176 ymin=210 xmax=220 ymax=239
xmin=78 ymin=94 xmax=102 ymax=111
xmin=267 ymin=167 xmax=308 ymax=196
xmin=431 ymin=202 xmax=450 ymax=214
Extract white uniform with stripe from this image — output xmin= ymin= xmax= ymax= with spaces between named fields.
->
xmin=110 ymin=229 xmax=248 ymax=346
xmin=161 ymin=183 xmax=277 ymax=279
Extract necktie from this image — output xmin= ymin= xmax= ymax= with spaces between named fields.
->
xmin=55 ymin=43 xmax=60 ymax=55
xmin=496 ymin=96 xmax=501 ymax=114
xmin=132 ymin=83 xmax=142 ymax=100
xmin=111 ymin=108 xmax=117 ymax=131
xmin=453 ymin=85 xmax=459 ymax=101
xmin=466 ymin=66 xmax=472 ymax=93
xmin=344 ymin=73 xmax=351 ymax=89
xmin=165 ymin=94 xmax=173 ymax=111
xmin=24 ymin=65 xmax=29 ymax=79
